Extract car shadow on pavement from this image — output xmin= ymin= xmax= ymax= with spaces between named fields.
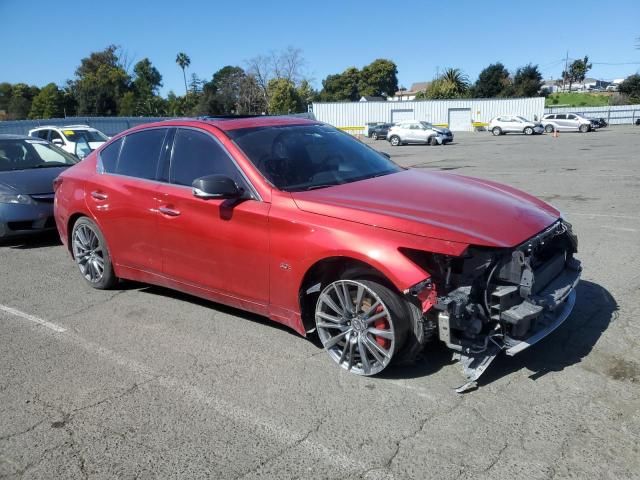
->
xmin=477 ymin=279 xmax=618 ymax=388
xmin=0 ymin=231 xmax=61 ymax=249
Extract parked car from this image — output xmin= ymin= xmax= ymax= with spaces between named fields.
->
xmin=54 ymin=117 xmax=580 ymax=390
xmin=587 ymin=117 xmax=607 ymax=129
xmin=541 ymin=113 xmax=593 ymax=133
xmin=0 ymin=134 xmax=78 ymax=239
xmin=387 ymin=121 xmax=454 ymax=146
xmin=28 ymin=125 xmax=109 ymax=159
xmin=488 ymin=116 xmax=544 ymax=136
xmin=369 ymin=123 xmax=393 ymax=140
xmin=364 ymin=122 xmax=387 ymax=138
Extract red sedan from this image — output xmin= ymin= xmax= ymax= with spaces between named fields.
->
xmin=54 ymin=117 xmax=581 ymax=390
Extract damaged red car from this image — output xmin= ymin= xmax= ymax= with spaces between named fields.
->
xmin=54 ymin=117 xmax=581 ymax=390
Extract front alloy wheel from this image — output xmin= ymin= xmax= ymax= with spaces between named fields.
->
xmin=492 ymin=127 xmax=502 ymax=136
xmin=315 ymin=280 xmax=402 ymax=375
xmin=524 ymin=127 xmax=534 ymax=135
xmin=389 ymin=136 xmax=401 ymax=146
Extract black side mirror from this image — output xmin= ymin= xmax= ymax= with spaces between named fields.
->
xmin=192 ymin=174 xmax=241 ymax=199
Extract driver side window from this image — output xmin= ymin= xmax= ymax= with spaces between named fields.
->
xmin=169 ymin=128 xmax=245 ymax=189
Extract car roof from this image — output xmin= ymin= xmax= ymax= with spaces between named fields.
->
xmin=0 ymin=134 xmax=33 ymax=140
xmin=126 ymin=116 xmax=320 ymax=134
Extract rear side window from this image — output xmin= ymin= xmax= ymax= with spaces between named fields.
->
xmin=170 ymin=129 xmax=241 ymax=187
xmin=116 ymin=129 xmax=167 ymax=180
xmin=556 ymin=114 xmax=566 ymax=120
xmin=99 ymin=138 xmax=123 ymax=173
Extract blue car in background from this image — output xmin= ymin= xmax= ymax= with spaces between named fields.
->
xmin=0 ymin=135 xmax=78 ymax=239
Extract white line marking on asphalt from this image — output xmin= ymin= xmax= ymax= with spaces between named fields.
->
xmin=601 ymin=225 xmax=639 ymax=233
xmin=0 ymin=304 xmax=67 ymax=333
xmin=0 ymin=307 xmax=369 ymax=474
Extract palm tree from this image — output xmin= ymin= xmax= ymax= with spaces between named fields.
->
xmin=441 ymin=68 xmax=469 ymax=96
xmin=175 ymin=52 xmax=191 ymax=96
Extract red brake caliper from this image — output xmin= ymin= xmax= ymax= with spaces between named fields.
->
xmin=373 ymin=305 xmax=391 ymax=349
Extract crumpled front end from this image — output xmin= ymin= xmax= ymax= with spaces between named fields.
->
xmin=408 ymin=220 xmax=581 ymax=392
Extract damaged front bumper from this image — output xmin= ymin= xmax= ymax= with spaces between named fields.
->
xmin=422 ymin=220 xmax=582 ymax=392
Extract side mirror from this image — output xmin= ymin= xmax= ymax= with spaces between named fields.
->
xmin=192 ymin=174 xmax=241 ymax=200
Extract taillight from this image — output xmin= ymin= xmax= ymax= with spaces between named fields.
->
xmin=53 ymin=176 xmax=63 ymax=192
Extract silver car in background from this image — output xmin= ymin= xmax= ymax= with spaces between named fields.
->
xmin=488 ymin=115 xmax=544 ymax=136
xmin=541 ymin=113 xmax=594 ymax=133
xmin=386 ymin=121 xmax=453 ymax=146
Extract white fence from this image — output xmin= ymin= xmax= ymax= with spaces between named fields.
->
xmin=543 ymin=105 xmax=640 ymax=125
xmin=311 ymin=97 xmax=545 ymax=133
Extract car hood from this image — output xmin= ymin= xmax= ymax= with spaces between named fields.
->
xmin=433 ymin=127 xmax=452 ymax=135
xmin=291 ymin=169 xmax=560 ymax=247
xmin=0 ymin=167 xmax=68 ymax=194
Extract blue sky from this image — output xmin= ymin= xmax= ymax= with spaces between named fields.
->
xmin=1 ymin=0 xmax=639 ymax=95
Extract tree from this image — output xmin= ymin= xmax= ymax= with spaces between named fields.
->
xmin=473 ymin=63 xmax=510 ymax=97
xmin=133 ymin=58 xmax=162 ymax=97
xmin=207 ymin=66 xmax=246 ymax=114
xmin=420 ymin=68 xmax=469 ymax=99
xmin=6 ymin=83 xmax=40 ymax=120
xmin=267 ymin=78 xmax=302 ymax=114
xmin=320 ymin=67 xmax=361 ymax=101
xmin=28 ymin=83 xmax=64 ymax=119
xmin=296 ymin=79 xmax=317 ymax=109
xmin=246 ymin=46 xmax=308 ymax=106
xmin=0 ymin=83 xmax=13 ymax=114
xmin=619 ymin=74 xmax=640 ymax=102
xmin=511 ymin=64 xmax=543 ymax=97
xmin=238 ymin=75 xmax=266 ymax=114
xmin=71 ymin=45 xmax=130 ymax=115
xmin=175 ymin=52 xmax=191 ymax=96
xmin=562 ymin=56 xmax=592 ymax=91
xmin=358 ymin=59 xmax=398 ymax=97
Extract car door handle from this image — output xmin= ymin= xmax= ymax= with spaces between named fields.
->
xmin=159 ymin=206 xmax=181 ymax=217
xmin=90 ymin=190 xmax=108 ymax=201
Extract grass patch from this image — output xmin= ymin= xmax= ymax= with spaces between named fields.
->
xmin=545 ymin=92 xmax=611 ymax=108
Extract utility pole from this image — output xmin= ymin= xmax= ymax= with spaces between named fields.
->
xmin=562 ymin=51 xmax=569 ymax=92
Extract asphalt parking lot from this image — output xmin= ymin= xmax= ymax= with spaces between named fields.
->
xmin=1 ymin=126 xmax=639 ymax=480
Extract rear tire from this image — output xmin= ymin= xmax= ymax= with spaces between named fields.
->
xmin=492 ymin=127 xmax=502 ymax=136
xmin=389 ymin=135 xmax=401 ymax=146
xmin=371 ymin=132 xmax=378 ymax=140
xmin=71 ymin=217 xmax=117 ymax=290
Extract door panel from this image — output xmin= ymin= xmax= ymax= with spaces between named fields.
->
xmin=158 ymin=185 xmax=270 ymax=309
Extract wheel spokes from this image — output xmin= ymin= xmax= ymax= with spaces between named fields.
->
xmin=73 ymin=224 xmax=105 ymax=283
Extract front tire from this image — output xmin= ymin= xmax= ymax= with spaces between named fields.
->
xmin=492 ymin=127 xmax=502 ymax=136
xmin=389 ymin=135 xmax=401 ymax=146
xmin=545 ymin=124 xmax=555 ymax=133
xmin=579 ymin=124 xmax=589 ymax=133
xmin=71 ymin=217 xmax=117 ymax=289
xmin=524 ymin=127 xmax=534 ymax=135
xmin=371 ymin=132 xmax=378 ymax=140
xmin=315 ymin=279 xmax=409 ymax=375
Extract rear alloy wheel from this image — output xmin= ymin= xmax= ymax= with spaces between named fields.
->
xmin=545 ymin=124 xmax=555 ymax=133
xmin=524 ymin=127 xmax=534 ymax=135
xmin=492 ymin=127 xmax=502 ymax=136
xmin=72 ymin=217 xmax=117 ymax=289
xmin=315 ymin=279 xmax=407 ymax=376
xmin=579 ymin=124 xmax=590 ymax=133
xmin=389 ymin=135 xmax=401 ymax=146
xmin=371 ymin=132 xmax=378 ymax=140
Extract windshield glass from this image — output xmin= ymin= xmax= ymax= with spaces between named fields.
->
xmin=228 ymin=124 xmax=403 ymax=191
xmin=61 ymin=129 xmax=108 ymax=143
xmin=0 ymin=139 xmax=78 ymax=171
xmin=419 ymin=121 xmax=434 ymax=129
xmin=516 ymin=116 xmax=531 ymax=122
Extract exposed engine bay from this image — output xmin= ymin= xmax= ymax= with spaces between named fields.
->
xmin=410 ymin=220 xmax=581 ymax=392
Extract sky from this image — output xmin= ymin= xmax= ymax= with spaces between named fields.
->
xmin=1 ymin=0 xmax=639 ymax=95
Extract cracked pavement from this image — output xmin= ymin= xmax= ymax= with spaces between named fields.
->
xmin=1 ymin=126 xmax=639 ymax=479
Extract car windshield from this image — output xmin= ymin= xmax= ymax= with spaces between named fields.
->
xmin=61 ymin=129 xmax=108 ymax=143
xmin=228 ymin=124 xmax=403 ymax=192
xmin=0 ymin=139 xmax=78 ymax=171
xmin=420 ymin=121 xmax=434 ymax=129
xmin=516 ymin=116 xmax=531 ymax=122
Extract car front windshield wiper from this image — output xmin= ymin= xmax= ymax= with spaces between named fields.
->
xmin=33 ymin=162 xmax=69 ymax=168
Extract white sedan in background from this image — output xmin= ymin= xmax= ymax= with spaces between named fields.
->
xmin=488 ymin=116 xmax=544 ymax=136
